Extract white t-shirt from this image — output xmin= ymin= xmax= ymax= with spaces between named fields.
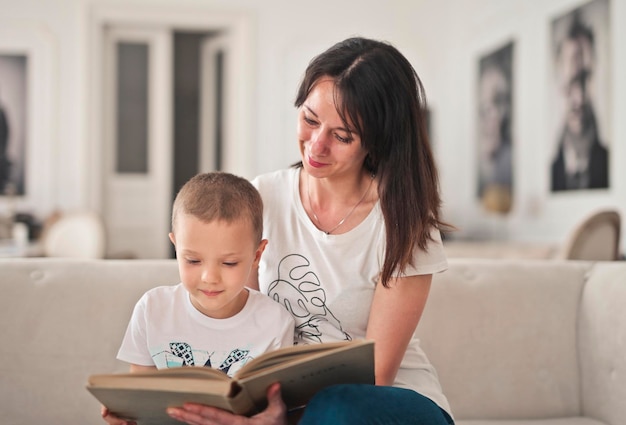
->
xmin=252 ymin=167 xmax=451 ymax=416
xmin=117 ymin=284 xmax=295 ymax=377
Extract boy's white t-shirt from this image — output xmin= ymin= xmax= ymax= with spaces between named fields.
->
xmin=252 ymin=167 xmax=451 ymax=416
xmin=117 ymin=284 xmax=295 ymax=377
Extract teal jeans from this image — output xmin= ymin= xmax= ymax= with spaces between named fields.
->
xmin=298 ymin=384 xmax=454 ymax=425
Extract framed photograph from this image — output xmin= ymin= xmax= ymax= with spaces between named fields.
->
xmin=0 ymin=24 xmax=56 ymax=216
xmin=476 ymin=41 xmax=514 ymax=214
xmin=0 ymin=54 xmax=28 ymax=196
xmin=549 ymin=0 xmax=611 ymax=192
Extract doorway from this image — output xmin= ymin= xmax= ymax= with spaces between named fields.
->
xmin=88 ymin=6 xmax=253 ymax=259
xmin=173 ymin=31 xmax=226 ymax=197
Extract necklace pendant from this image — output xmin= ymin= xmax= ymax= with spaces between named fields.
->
xmin=306 ymin=171 xmax=374 ymax=235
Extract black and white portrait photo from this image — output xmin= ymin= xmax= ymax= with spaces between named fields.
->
xmin=0 ymin=54 xmax=28 ymax=196
xmin=550 ymin=0 xmax=611 ymax=192
xmin=477 ymin=41 xmax=514 ymax=214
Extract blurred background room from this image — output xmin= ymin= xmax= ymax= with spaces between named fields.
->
xmin=0 ymin=0 xmax=623 ymax=260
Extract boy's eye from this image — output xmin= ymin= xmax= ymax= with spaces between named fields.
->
xmin=223 ymin=262 xmax=238 ymax=267
xmin=185 ymin=259 xmax=200 ymax=265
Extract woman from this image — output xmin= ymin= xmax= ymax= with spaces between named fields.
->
xmin=168 ymin=36 xmax=454 ymax=425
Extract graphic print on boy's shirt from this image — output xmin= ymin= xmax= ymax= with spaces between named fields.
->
xmin=150 ymin=342 xmax=251 ymax=376
xmin=267 ymin=253 xmax=351 ymax=344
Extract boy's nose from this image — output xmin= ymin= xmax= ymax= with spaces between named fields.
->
xmin=201 ymin=266 xmax=219 ymax=283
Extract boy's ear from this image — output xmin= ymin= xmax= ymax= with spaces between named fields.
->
xmin=253 ymin=239 xmax=268 ymax=265
xmin=169 ymin=232 xmax=176 ymax=246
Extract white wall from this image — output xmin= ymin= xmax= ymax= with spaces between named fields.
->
xmin=0 ymin=0 xmax=624 ymax=253
xmin=425 ymin=0 xmax=625 ymax=249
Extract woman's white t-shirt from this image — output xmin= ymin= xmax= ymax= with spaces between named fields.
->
xmin=117 ymin=284 xmax=295 ymax=377
xmin=252 ymin=167 xmax=451 ymax=416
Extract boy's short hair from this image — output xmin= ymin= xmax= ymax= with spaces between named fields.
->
xmin=172 ymin=172 xmax=263 ymax=243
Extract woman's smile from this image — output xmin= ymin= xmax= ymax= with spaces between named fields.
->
xmin=307 ymin=155 xmax=327 ymax=169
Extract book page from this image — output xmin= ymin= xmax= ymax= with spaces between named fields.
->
xmin=236 ymin=340 xmax=375 ymax=412
xmin=235 ymin=341 xmax=357 ymax=378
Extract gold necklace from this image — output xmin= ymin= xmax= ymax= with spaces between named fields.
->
xmin=307 ymin=172 xmax=374 ymax=235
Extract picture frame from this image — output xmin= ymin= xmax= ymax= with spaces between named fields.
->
xmin=549 ymin=0 xmax=611 ymax=192
xmin=0 ymin=24 xmax=56 ymax=217
xmin=0 ymin=53 xmax=28 ymax=196
xmin=476 ymin=40 xmax=515 ymax=214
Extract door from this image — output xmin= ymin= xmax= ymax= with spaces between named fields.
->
xmin=102 ymin=27 xmax=172 ymax=258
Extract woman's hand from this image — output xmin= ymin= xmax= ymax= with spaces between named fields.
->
xmin=101 ymin=405 xmax=136 ymax=425
xmin=167 ymin=382 xmax=288 ymax=425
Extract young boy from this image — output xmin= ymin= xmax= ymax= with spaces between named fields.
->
xmin=102 ymin=172 xmax=295 ymax=425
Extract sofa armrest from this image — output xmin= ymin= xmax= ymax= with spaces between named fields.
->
xmin=579 ymin=262 xmax=626 ymax=425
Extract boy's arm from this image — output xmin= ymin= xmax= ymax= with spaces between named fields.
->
xmin=129 ymin=363 xmax=157 ymax=373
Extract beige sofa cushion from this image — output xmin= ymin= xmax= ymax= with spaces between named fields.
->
xmin=420 ymin=259 xmax=590 ymax=420
xmin=0 ymin=258 xmax=179 ymax=425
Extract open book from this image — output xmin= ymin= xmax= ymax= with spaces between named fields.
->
xmin=87 ymin=339 xmax=374 ymax=424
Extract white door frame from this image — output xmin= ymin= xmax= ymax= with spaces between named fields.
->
xmin=86 ymin=4 xmax=254 ymax=256
xmin=199 ymin=34 xmax=230 ymax=173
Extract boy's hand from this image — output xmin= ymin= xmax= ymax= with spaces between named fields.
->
xmin=101 ymin=405 xmax=137 ymax=425
xmin=166 ymin=382 xmax=288 ymax=425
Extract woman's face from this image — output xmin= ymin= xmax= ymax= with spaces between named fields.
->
xmin=297 ymin=78 xmax=368 ymax=179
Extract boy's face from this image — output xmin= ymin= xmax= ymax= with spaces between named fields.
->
xmin=169 ymin=213 xmax=267 ymax=319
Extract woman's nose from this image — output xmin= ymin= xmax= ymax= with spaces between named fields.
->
xmin=310 ymin=130 xmax=329 ymax=155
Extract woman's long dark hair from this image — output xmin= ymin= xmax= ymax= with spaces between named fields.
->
xmin=295 ymin=37 xmax=449 ymax=287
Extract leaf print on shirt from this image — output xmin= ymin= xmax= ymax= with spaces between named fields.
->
xmin=267 ymin=254 xmax=351 ymax=344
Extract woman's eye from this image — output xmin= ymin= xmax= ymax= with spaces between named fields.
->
xmin=335 ymin=133 xmax=352 ymax=143
xmin=303 ymin=116 xmax=318 ymax=126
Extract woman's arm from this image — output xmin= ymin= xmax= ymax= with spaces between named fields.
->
xmin=366 ymin=273 xmax=432 ymax=386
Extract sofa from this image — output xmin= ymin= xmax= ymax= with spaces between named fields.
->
xmin=0 ymin=258 xmax=624 ymax=425
xmin=442 ymin=241 xmax=559 ymax=260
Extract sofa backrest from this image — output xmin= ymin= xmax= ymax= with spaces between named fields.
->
xmin=1 ymin=257 xmax=624 ymax=425
xmin=419 ymin=259 xmax=590 ymax=420
xmin=0 ymin=258 xmax=179 ymax=425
